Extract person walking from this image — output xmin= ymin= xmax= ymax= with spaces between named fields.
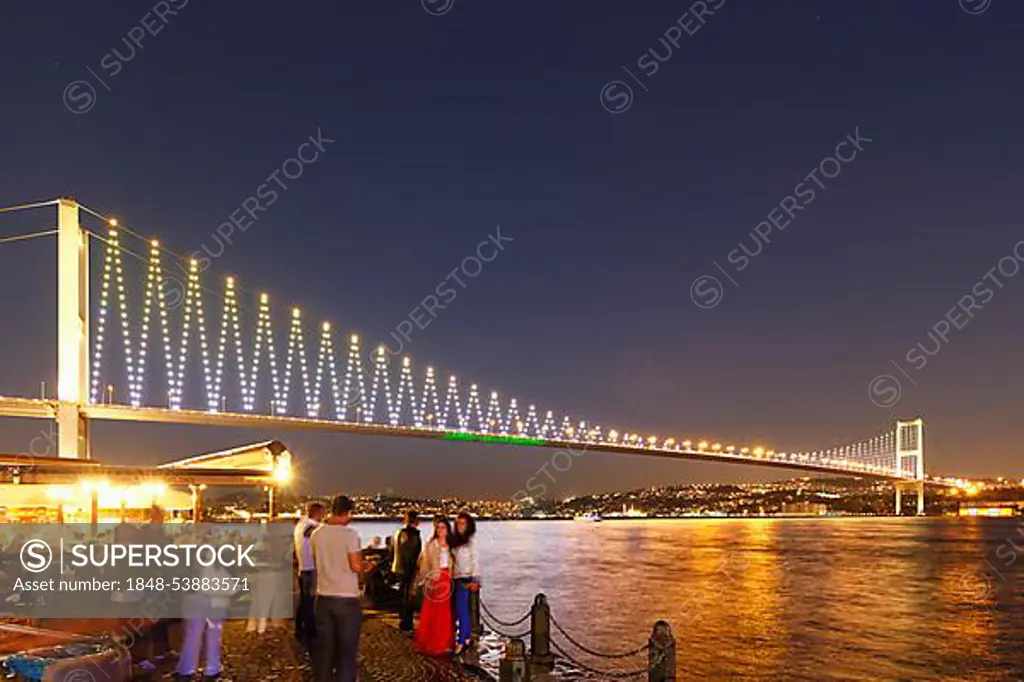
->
xmin=294 ymin=502 xmax=325 ymax=647
xmin=174 ymin=528 xmax=238 ymax=682
xmin=451 ymin=511 xmax=481 ymax=655
xmin=391 ymin=509 xmax=422 ymax=633
xmin=311 ymin=495 xmax=374 ymax=682
xmin=413 ymin=516 xmax=454 ymax=656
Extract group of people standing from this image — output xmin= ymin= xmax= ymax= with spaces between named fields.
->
xmin=294 ymin=497 xmax=483 ymax=682
xmin=391 ymin=509 xmax=481 ymax=656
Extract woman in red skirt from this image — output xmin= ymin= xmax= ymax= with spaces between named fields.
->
xmin=414 ymin=516 xmax=455 ymax=656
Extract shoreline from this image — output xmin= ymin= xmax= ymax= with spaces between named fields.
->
xmin=345 ymin=513 xmax=966 ymax=522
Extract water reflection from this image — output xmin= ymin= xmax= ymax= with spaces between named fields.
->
xmin=354 ymin=517 xmax=1024 ymax=680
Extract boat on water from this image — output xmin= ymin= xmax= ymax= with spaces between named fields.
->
xmin=574 ymin=513 xmax=602 ymax=522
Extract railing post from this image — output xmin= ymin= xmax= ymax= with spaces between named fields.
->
xmin=648 ymin=620 xmax=676 ymax=682
xmin=529 ymin=593 xmax=555 ymax=670
xmin=499 ymin=638 xmax=531 ymax=682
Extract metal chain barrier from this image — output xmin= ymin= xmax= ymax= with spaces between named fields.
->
xmin=549 ymin=611 xmax=650 ymax=660
xmin=486 ymin=594 xmax=671 ymax=681
xmin=479 ymin=599 xmax=531 ymax=628
xmin=547 ymin=637 xmax=649 ymax=679
xmin=480 ymin=614 xmax=529 ymax=640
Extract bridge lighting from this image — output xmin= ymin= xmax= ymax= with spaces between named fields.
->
xmin=523 ymin=404 xmax=539 ymax=435
xmin=76 ymin=222 xmax=921 ymax=482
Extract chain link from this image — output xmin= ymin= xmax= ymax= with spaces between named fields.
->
xmin=549 ymin=612 xmax=650 ymax=660
xmin=485 ymin=596 xmax=662 ymax=680
xmin=479 ymin=599 xmax=531 ymax=628
xmin=481 ymin=614 xmax=529 ymax=640
xmin=547 ymin=637 xmax=650 ymax=679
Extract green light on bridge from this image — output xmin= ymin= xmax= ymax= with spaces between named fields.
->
xmin=442 ymin=432 xmax=548 ymax=446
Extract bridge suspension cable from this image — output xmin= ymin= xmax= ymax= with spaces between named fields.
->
xmin=0 ymin=199 xmax=60 ymax=214
xmin=59 ymin=199 xmax=924 ymax=479
xmin=0 ymin=229 xmax=58 ymax=245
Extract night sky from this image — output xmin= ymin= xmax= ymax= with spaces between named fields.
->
xmin=0 ymin=1 xmax=1022 ymax=497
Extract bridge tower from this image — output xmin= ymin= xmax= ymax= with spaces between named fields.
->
xmin=56 ymin=198 xmax=90 ymax=458
xmin=894 ymin=418 xmax=924 ymax=515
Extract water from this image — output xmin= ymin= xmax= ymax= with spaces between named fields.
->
xmin=353 ymin=517 xmax=1024 ymax=681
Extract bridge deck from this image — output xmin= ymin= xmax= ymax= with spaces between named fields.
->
xmin=0 ymin=397 xmax=921 ymax=482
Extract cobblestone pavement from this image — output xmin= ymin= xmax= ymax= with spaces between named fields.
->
xmin=215 ymin=616 xmax=487 ymax=682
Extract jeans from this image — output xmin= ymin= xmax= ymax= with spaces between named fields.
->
xmin=296 ymin=570 xmax=317 ymax=644
xmin=314 ymin=596 xmax=362 ymax=682
xmin=454 ymin=578 xmax=474 ymax=646
xmin=398 ymin=575 xmax=416 ymax=631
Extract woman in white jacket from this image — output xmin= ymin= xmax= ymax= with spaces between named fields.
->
xmin=450 ymin=511 xmax=480 ymax=655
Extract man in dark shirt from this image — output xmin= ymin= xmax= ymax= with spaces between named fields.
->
xmin=391 ymin=509 xmax=422 ymax=633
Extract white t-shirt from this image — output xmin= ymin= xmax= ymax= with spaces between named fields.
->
xmin=440 ymin=550 xmax=450 ymax=569
xmin=294 ymin=517 xmax=319 ymax=572
xmin=311 ymin=524 xmax=361 ymax=598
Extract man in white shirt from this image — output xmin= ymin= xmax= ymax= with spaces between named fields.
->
xmin=294 ymin=502 xmax=324 ymax=647
xmin=311 ymin=495 xmax=374 ymax=682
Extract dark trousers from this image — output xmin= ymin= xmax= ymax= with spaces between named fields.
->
xmin=398 ymin=575 xmax=416 ymax=631
xmin=314 ymin=596 xmax=361 ymax=682
xmin=454 ymin=579 xmax=473 ymax=645
xmin=296 ymin=570 xmax=317 ymax=644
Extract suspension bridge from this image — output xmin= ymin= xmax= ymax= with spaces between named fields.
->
xmin=0 ymin=198 xmax=928 ymax=513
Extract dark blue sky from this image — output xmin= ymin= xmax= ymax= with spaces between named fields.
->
xmin=0 ymin=1 xmax=1022 ymax=496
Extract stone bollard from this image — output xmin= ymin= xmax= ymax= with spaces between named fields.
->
xmin=529 ymin=594 xmax=555 ymax=670
xmin=500 ymin=638 xmax=531 ymax=682
xmin=648 ymin=620 xmax=676 ymax=681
